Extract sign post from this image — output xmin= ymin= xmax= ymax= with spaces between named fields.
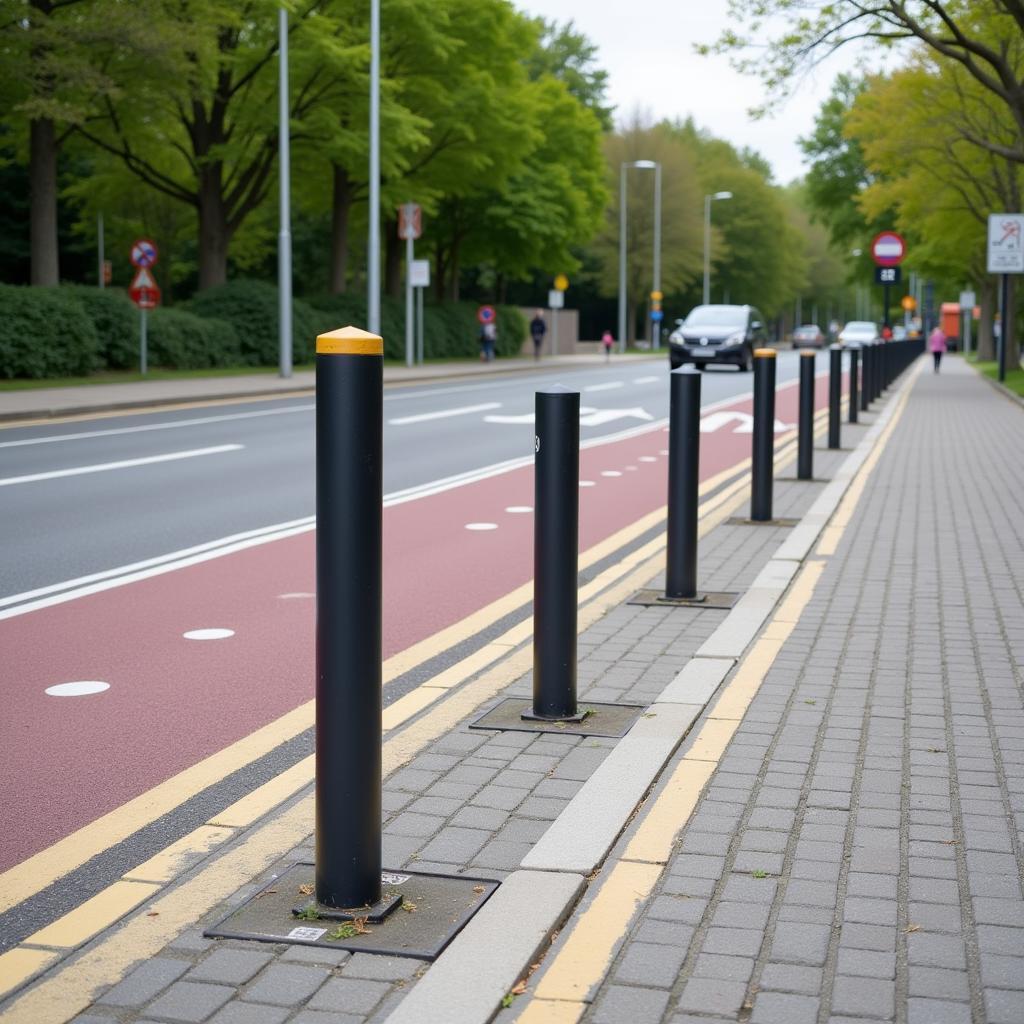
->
xmin=410 ymin=258 xmax=430 ymax=364
xmin=398 ymin=203 xmax=422 ymax=369
xmin=987 ymin=214 xmax=1024 ymax=382
xmin=959 ymin=290 xmax=976 ymax=355
xmin=550 ymin=275 xmax=568 ymax=357
xmin=650 ymin=290 xmax=663 ymax=351
xmin=129 ymin=239 xmax=160 ymax=375
xmin=871 ymin=231 xmax=906 ymax=330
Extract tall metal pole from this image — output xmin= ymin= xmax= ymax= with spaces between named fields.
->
xmin=416 ymin=285 xmax=424 ymax=364
xmin=97 ymin=212 xmax=105 ymax=289
xmin=652 ymin=162 xmax=661 ymax=351
xmin=404 ymin=210 xmax=414 ymax=368
xmin=367 ymin=0 xmax=381 ymax=336
xmin=702 ymin=194 xmax=711 ymax=306
xmin=315 ymin=326 xmax=384 ymax=910
xmin=278 ymin=7 xmax=293 ymax=379
xmin=998 ymin=274 xmax=1008 ymax=382
xmin=618 ymin=163 xmax=627 ymax=354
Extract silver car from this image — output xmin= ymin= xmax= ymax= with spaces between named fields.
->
xmin=838 ymin=321 xmax=880 ymax=345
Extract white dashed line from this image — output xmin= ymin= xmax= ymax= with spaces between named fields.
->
xmin=639 ymin=456 xmax=658 ymax=462
xmin=465 ymin=523 xmax=498 ymax=531
xmin=579 ymin=481 xmax=596 ymax=488
xmin=183 ymin=628 xmax=235 ymax=640
xmin=278 ymin=592 xmax=314 ymax=599
xmin=633 ymin=376 xmax=659 ymax=384
xmin=388 ymin=402 xmax=501 ymax=426
xmin=505 ymin=506 xmax=533 ymax=514
xmin=46 ymin=681 xmax=110 ymax=697
xmin=601 ymin=470 xmax=623 ymax=478
xmin=582 ymin=382 xmax=624 ymax=393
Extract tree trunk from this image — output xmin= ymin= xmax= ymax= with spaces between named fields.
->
xmin=1006 ymin=274 xmax=1020 ymax=368
xmin=329 ymin=165 xmax=351 ymax=294
xmin=447 ymin=238 xmax=460 ymax=302
xmin=384 ymin=216 xmax=402 ymax=299
xmin=977 ymin=277 xmax=996 ymax=360
xmin=197 ymin=167 xmax=228 ymax=290
xmin=29 ymin=117 xmax=59 ymax=286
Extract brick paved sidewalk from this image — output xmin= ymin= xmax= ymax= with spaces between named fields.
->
xmin=506 ymin=357 xmax=1024 ymax=1024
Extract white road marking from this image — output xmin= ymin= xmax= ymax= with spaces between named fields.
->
xmin=183 ymin=628 xmax=235 ymax=640
xmin=0 ymin=444 xmax=243 ymax=487
xmin=579 ymin=481 xmax=596 ymax=487
xmin=639 ymin=456 xmax=657 ymax=462
xmin=633 ymin=376 xmax=659 ymax=384
xmin=0 ymin=407 xmax=313 ymax=448
xmin=278 ymin=592 xmax=314 ymax=599
xmin=579 ymin=407 xmax=653 ymax=427
xmin=465 ymin=522 xmax=498 ymax=531
xmin=583 ymin=381 xmax=624 ymax=392
xmin=601 ymin=470 xmax=622 ymax=477
xmin=388 ymin=402 xmax=501 ymax=426
xmin=46 ymin=681 xmax=110 ymax=697
xmin=699 ymin=411 xmax=795 ymax=434
xmin=505 ymin=506 xmax=532 ymax=513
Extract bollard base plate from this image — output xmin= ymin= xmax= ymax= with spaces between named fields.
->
xmin=727 ymin=517 xmax=801 ymax=527
xmin=292 ymin=892 xmax=402 ymax=924
xmin=520 ymin=707 xmax=589 ymax=724
xmin=204 ymin=863 xmax=499 ymax=961
xmin=470 ymin=697 xmax=645 ymax=738
xmin=628 ymin=588 xmax=738 ymax=610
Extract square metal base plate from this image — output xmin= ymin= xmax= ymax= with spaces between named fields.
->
xmin=204 ymin=863 xmax=499 ymax=960
xmin=726 ymin=517 xmax=801 ymax=527
xmin=469 ymin=697 xmax=645 ymax=738
xmin=628 ymin=588 xmax=738 ymax=610
xmin=293 ymin=892 xmax=402 ymax=924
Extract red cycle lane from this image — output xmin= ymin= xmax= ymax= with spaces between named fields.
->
xmin=0 ymin=374 xmax=834 ymax=870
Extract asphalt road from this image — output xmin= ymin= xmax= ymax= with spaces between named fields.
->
xmin=0 ymin=352 xmax=826 ymax=601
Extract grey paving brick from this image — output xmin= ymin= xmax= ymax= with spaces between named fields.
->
xmin=209 ymin=1005 xmax=290 ymax=1024
xmin=306 ymin=977 xmax=391 ymax=1015
xmin=278 ymin=945 xmax=351 ymax=966
xmin=906 ymin=999 xmax=971 ymax=1024
xmin=592 ymin=985 xmax=670 ymax=1023
xmin=840 ymin=923 xmax=896 ymax=953
xmin=288 ymin=1011 xmax=362 ymax=1024
xmin=145 ymin=981 xmax=235 ymax=1022
xmin=831 ymin=975 xmax=894 ymax=1018
xmin=836 ymin=947 xmax=896 ymax=979
xmin=759 ymin=963 xmax=823 ymax=995
xmin=633 ymin=919 xmax=696 ymax=947
xmin=751 ymin=991 xmax=819 ymax=1024
xmin=979 ymin=953 xmax=1024 ymax=989
xmin=702 ymin=925 xmax=766 ymax=958
xmin=691 ymin=952 xmax=753 ymax=982
xmin=242 ymin=965 xmax=329 ymax=1006
xmin=984 ymin=988 xmax=1024 ymax=1024
xmin=188 ymin=948 xmax=274 ymax=986
xmin=416 ymin=826 xmax=490 ymax=862
xmin=340 ymin=954 xmax=420 ymax=982
xmin=97 ymin=957 xmax=190 ymax=1007
xmin=676 ymin=977 xmax=749 ymax=1016
xmin=907 ymin=967 xmax=970 ymax=1001
xmin=613 ymin=941 xmax=687 ymax=988
xmin=647 ymin=895 xmax=708 ymax=924
xmin=770 ymin=922 xmax=832 ymax=965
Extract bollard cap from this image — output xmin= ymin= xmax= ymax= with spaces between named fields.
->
xmin=829 ymin=343 xmax=843 ymax=350
xmin=799 ymin=350 xmax=816 ymax=357
xmin=753 ymin=348 xmax=776 ymax=358
xmin=317 ymin=326 xmax=383 ymax=356
xmin=537 ymin=384 xmax=579 ymax=395
xmin=671 ymin=365 xmax=702 ymax=374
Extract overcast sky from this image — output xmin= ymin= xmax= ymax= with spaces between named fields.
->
xmin=516 ymin=0 xmax=867 ymax=184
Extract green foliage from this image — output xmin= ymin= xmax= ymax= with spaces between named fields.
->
xmin=147 ymin=307 xmax=241 ymax=370
xmin=185 ymin=281 xmax=323 ymax=365
xmin=63 ymin=286 xmax=138 ymax=369
xmin=0 ymin=285 xmax=100 ymax=378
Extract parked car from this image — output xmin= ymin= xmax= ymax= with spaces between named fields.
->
xmin=838 ymin=321 xmax=880 ymax=345
xmin=792 ymin=323 xmax=825 ymax=348
xmin=668 ymin=304 xmax=769 ymax=371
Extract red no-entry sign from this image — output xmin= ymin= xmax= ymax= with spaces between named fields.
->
xmin=871 ymin=231 xmax=906 ymax=267
xmin=477 ymin=305 xmax=496 ymax=325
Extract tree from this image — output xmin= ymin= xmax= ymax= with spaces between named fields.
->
xmin=708 ymin=2 xmax=1024 ymax=167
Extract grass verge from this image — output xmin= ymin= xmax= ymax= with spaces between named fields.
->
xmin=967 ymin=356 xmax=1024 ymax=398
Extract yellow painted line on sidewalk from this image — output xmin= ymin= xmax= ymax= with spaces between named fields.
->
xmin=532 ymin=862 xmax=662 ymax=1003
xmin=124 ymin=826 xmax=234 ymax=886
xmin=515 ymin=999 xmax=586 ymax=1024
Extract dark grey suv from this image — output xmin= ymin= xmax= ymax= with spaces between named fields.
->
xmin=668 ymin=304 xmax=769 ymax=371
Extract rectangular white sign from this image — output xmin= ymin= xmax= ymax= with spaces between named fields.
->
xmin=959 ymin=290 xmax=975 ymax=309
xmin=988 ymin=213 xmax=1024 ymax=273
xmin=409 ymin=259 xmax=430 ymax=288
xmin=548 ymin=289 xmax=564 ymax=309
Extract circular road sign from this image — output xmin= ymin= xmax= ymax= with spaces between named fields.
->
xmin=901 ymin=295 xmax=917 ymax=311
xmin=870 ymin=231 xmax=905 ymax=267
xmin=131 ymin=238 xmax=159 ymax=269
xmin=553 ymin=274 xmax=569 ymax=291
xmin=477 ymin=305 xmax=496 ymax=325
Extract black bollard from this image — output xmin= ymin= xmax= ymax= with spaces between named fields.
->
xmin=828 ymin=344 xmax=842 ymax=450
xmin=751 ymin=348 xmax=777 ymax=522
xmin=529 ymin=386 xmax=582 ymax=721
xmin=848 ymin=346 xmax=859 ymax=424
xmin=315 ymin=326 xmax=384 ymax=911
xmin=797 ymin=351 xmax=815 ymax=481
xmin=666 ymin=367 xmax=702 ymax=598
xmin=860 ymin=343 xmax=872 ymax=411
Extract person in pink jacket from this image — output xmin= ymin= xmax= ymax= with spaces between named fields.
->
xmin=929 ymin=325 xmax=947 ymax=373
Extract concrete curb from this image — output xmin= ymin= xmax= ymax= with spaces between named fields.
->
xmin=383 ymin=358 xmax=924 ymax=1024
xmin=968 ymin=362 xmax=1024 ymax=410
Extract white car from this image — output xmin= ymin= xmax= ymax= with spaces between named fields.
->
xmin=838 ymin=321 xmax=880 ymax=345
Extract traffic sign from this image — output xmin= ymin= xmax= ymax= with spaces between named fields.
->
xmin=874 ymin=266 xmax=901 ymax=284
xmin=548 ymin=290 xmax=564 ymax=309
xmin=130 ymin=238 xmax=158 ymax=269
xmin=901 ymin=295 xmax=916 ymax=311
xmin=650 ymin=291 xmax=663 ymax=302
xmin=553 ymin=274 xmax=569 ymax=291
xmin=409 ymin=259 xmax=430 ymax=288
xmin=871 ymin=231 xmax=905 ymax=267
xmin=477 ymin=305 xmax=496 ymax=325
xmin=959 ymin=290 xmax=976 ymax=309
xmin=987 ymin=214 xmax=1024 ymax=273
xmin=651 ymin=310 xmax=664 ymax=322
xmin=398 ymin=203 xmax=422 ymax=240
xmin=129 ymin=267 xmax=161 ymax=309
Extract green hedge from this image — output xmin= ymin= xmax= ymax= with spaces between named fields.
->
xmin=0 ymin=284 xmax=101 ymax=378
xmin=0 ymin=281 xmax=529 ymax=378
xmin=185 ymin=280 xmax=323 ymax=365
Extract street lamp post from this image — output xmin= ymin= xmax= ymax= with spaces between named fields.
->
xmin=702 ymin=191 xmax=732 ymax=306
xmin=618 ymin=160 xmax=660 ymax=354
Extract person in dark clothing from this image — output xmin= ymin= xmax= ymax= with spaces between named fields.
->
xmin=529 ymin=311 xmax=546 ymax=360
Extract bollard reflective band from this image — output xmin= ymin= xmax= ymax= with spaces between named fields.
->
xmin=317 ymin=326 xmax=383 ymax=356
xmin=754 ymin=348 xmax=777 ymax=358
xmin=800 ymin=350 xmax=816 ymax=357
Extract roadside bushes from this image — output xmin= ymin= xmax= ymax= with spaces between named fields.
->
xmin=0 ymin=280 xmax=528 ymax=378
xmin=0 ymin=284 xmax=100 ymax=378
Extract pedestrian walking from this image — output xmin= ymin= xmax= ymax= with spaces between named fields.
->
xmin=929 ymin=324 xmax=947 ymax=372
xmin=479 ymin=321 xmax=497 ymax=362
xmin=529 ymin=311 xmax=546 ymax=360
xmin=601 ymin=329 xmax=614 ymax=362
